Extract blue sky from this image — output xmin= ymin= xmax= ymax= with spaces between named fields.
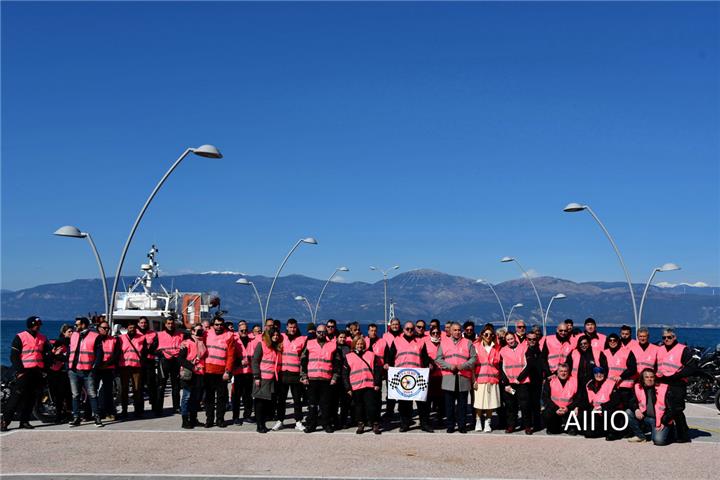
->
xmin=2 ymin=2 xmax=718 ymax=291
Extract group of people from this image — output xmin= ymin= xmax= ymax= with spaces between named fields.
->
xmin=1 ymin=314 xmax=696 ymax=445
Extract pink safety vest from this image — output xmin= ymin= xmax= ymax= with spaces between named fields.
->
xmin=259 ymin=342 xmax=280 ymax=381
xmin=101 ymin=336 xmax=116 ymax=369
xmin=656 ymin=343 xmax=686 ymax=378
xmin=631 ymin=342 xmax=658 ymax=373
xmin=119 ymin=333 xmax=144 ymax=368
xmin=393 ymin=336 xmax=423 ymax=368
xmin=142 ymin=331 xmax=157 ymax=360
xmin=346 ymin=350 xmax=375 ymax=391
xmin=157 ymin=330 xmax=183 ymax=359
xmin=587 ymin=379 xmax=615 ymax=409
xmin=549 ymin=376 xmax=578 ymax=408
xmin=439 ymin=336 xmax=472 ymax=379
xmin=181 ymin=338 xmax=207 ymax=375
xmin=474 ymin=341 xmax=500 ymax=384
xmin=68 ymin=331 xmax=99 ymax=371
xmin=604 ymin=348 xmax=634 ymax=388
xmin=281 ymin=334 xmax=306 ymax=373
xmin=500 ymin=343 xmax=529 ymax=384
xmin=306 ymin=339 xmax=337 ymax=380
xmin=585 ymin=333 xmax=606 ymax=356
xmin=424 ymin=337 xmax=442 ymax=377
xmin=205 ymin=330 xmax=231 ymax=367
xmin=18 ymin=331 xmax=47 ymax=369
xmin=371 ymin=337 xmax=386 ymax=367
xmin=634 ymin=383 xmax=671 ymax=428
xmin=545 ymin=336 xmax=574 ymax=373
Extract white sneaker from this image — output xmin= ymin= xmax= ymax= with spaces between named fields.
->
xmin=295 ymin=421 xmax=305 ymax=431
xmin=271 ymin=420 xmax=283 ymax=431
xmin=483 ymin=421 xmax=492 ymax=433
xmin=475 ymin=418 xmax=483 ymax=432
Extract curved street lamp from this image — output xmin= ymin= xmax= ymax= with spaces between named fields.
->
xmin=264 ymin=237 xmax=318 ymax=321
xmin=500 ymin=256 xmax=544 ymax=323
xmin=564 ymin=202 xmax=639 ymax=331
xmin=370 ymin=265 xmax=400 ymax=332
xmin=638 ymin=263 xmax=681 ymax=329
xmin=236 ymin=278 xmax=265 ymax=324
xmin=54 ymin=225 xmax=109 ymax=316
xmin=294 ymin=295 xmax=314 ymax=323
xmin=506 ymin=303 xmax=523 ymax=328
xmin=543 ymin=293 xmax=567 ymax=336
xmin=314 ymin=266 xmax=349 ymax=323
xmin=107 ymin=145 xmax=223 ymax=328
xmin=476 ymin=279 xmax=506 ymax=325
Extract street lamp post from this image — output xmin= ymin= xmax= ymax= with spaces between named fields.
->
xmin=476 ymin=279 xmax=507 ymax=325
xmin=314 ymin=266 xmax=349 ymax=323
xmin=543 ymin=293 xmax=567 ymax=336
xmin=500 ymin=256 xmax=545 ymax=323
xmin=107 ymin=144 xmax=223 ymax=329
xmin=54 ymin=225 xmax=109 ymax=316
xmin=564 ymin=203 xmax=638 ymax=330
xmin=294 ymin=295 xmax=314 ymax=323
xmin=506 ymin=303 xmax=523 ymax=328
xmin=264 ymin=237 xmax=318 ymax=322
xmin=236 ymin=278 xmax=265 ymax=324
xmin=370 ymin=265 xmax=399 ymax=332
xmin=638 ymin=263 xmax=681 ymax=329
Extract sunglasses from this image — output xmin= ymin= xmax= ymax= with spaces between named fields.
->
xmin=516 ymin=326 xmax=526 ymax=329
xmin=239 ymin=329 xmax=248 ymax=333
xmin=98 ymin=325 xmax=109 ymax=330
xmin=609 ymin=338 xmax=618 ymax=342
xmin=662 ymin=335 xmax=674 ymax=340
xmin=316 ymin=331 xmax=327 ymax=335
xmin=430 ymin=331 xmax=440 ymax=335
xmin=404 ymin=327 xmax=414 ymax=331
xmin=527 ymin=338 xmax=537 ymax=342
xmin=482 ymin=332 xmax=492 ymax=337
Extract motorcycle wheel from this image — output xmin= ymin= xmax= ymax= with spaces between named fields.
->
xmin=685 ymin=372 xmax=717 ymax=403
xmin=33 ymin=386 xmax=57 ymax=423
xmin=715 ymin=389 xmax=720 ymax=412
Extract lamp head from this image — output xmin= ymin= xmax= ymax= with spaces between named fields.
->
xmin=54 ymin=225 xmax=86 ymax=238
xmin=659 ymin=263 xmax=681 ymax=272
xmin=191 ymin=145 xmax=222 ymax=159
xmin=338 ymin=266 xmax=350 ymax=272
xmin=553 ymin=293 xmax=567 ymax=300
xmin=513 ymin=303 xmax=524 ymax=308
xmin=476 ymin=278 xmax=486 ymax=284
xmin=236 ymin=278 xmax=251 ymax=285
xmin=301 ymin=237 xmax=318 ymax=245
xmin=370 ymin=266 xmax=377 ymax=271
xmin=500 ymin=257 xmax=514 ymax=263
xmin=563 ymin=203 xmax=587 ymax=213
xmin=391 ymin=265 xmax=400 ymax=270
xmin=294 ymin=295 xmax=306 ymax=301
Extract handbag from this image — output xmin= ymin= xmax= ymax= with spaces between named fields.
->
xmin=179 ymin=366 xmax=193 ymax=381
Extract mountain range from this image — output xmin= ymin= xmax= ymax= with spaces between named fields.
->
xmin=1 ymin=269 xmax=718 ymax=327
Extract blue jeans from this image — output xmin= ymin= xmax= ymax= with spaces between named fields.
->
xmin=68 ymin=369 xmax=99 ymax=418
xmin=625 ymin=409 xmax=670 ymax=445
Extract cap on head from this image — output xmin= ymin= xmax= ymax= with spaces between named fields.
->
xmin=26 ymin=316 xmax=42 ymax=328
xmin=584 ymin=317 xmax=596 ymax=326
xmin=593 ymin=366 xmax=605 ymax=375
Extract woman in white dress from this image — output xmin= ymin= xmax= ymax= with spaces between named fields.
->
xmin=473 ymin=324 xmax=501 ymax=432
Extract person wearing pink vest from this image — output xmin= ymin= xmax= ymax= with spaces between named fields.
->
xmin=273 ymin=318 xmax=307 ymax=431
xmin=118 ymin=321 xmax=147 ymax=419
xmin=472 ymin=324 xmax=501 ymax=433
xmin=631 ymin=327 xmax=658 ymax=374
xmin=96 ymin=321 xmax=119 ymax=420
xmin=154 ymin=318 xmax=184 ymax=415
xmin=46 ymin=324 xmax=73 ymax=424
xmin=582 ymin=318 xmax=606 ymax=358
xmin=499 ymin=331 xmax=531 ymax=434
xmin=424 ymin=327 xmax=445 ymax=425
xmin=136 ymin=317 xmax=160 ymax=414
xmin=231 ymin=320 xmax=255 ymax=424
xmin=1 ymin=316 xmax=51 ymax=432
xmin=342 ymin=336 xmax=383 ymax=434
xmin=583 ymin=366 xmax=621 ymax=440
xmin=300 ymin=325 xmax=339 ymax=433
xmin=542 ymin=323 xmax=574 ymax=374
xmin=436 ymin=322 xmax=476 ymax=434
xmin=67 ymin=317 xmax=104 ymax=427
xmin=251 ymin=328 xmax=283 ymax=433
xmin=655 ymin=328 xmax=694 ymax=443
xmin=178 ymin=323 xmax=207 ymax=428
xmin=603 ymin=333 xmax=637 ymax=412
xmin=542 ymin=363 xmax=579 ymax=435
xmin=619 ymin=325 xmax=636 ymax=352
xmin=380 ymin=318 xmax=403 ymax=420
xmin=203 ymin=318 xmax=234 ymax=428
xmin=627 ymin=369 xmax=673 ymax=445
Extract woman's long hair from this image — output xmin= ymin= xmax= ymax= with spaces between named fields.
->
xmin=262 ymin=327 xmax=283 ymax=352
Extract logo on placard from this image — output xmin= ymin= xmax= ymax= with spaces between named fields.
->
xmin=389 ymin=368 xmax=428 ymax=399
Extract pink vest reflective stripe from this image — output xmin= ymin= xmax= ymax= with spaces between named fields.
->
xmin=259 ymin=342 xmax=280 ymax=381
xmin=424 ymin=337 xmax=442 ymax=377
xmin=586 ymin=333 xmax=606 ymax=355
xmin=237 ymin=338 xmax=257 ymax=375
xmin=49 ymin=340 xmax=66 ymax=372
xmin=371 ymin=338 xmax=386 ymax=367
xmin=68 ymin=331 xmax=99 ymax=371
xmin=18 ymin=331 xmax=47 ymax=369
xmin=281 ymin=334 xmax=306 ymax=373
xmin=205 ymin=330 xmax=231 ymax=367
xmin=587 ymin=379 xmax=615 ymax=409
xmin=306 ymin=339 xmax=337 ymax=380
xmin=631 ymin=342 xmax=658 ymax=373
xmin=142 ymin=331 xmax=157 ymax=360
xmin=474 ymin=341 xmax=500 ymax=384
xmin=634 ymin=383 xmax=670 ymax=428
xmin=182 ymin=338 xmax=206 ymax=375
xmin=545 ymin=336 xmax=574 ymax=373
xmin=571 ymin=349 xmax=601 ymax=377
xmin=604 ymin=348 xmax=634 ymax=388
xmin=439 ymin=337 xmax=472 ymax=378
xmin=119 ymin=333 xmax=144 ymax=367
xmin=101 ymin=337 xmax=116 ymax=369
xmin=347 ymin=351 xmax=375 ymax=390
xmin=657 ymin=343 xmax=685 ymax=378
xmin=393 ymin=336 xmax=423 ymax=368
xmin=500 ymin=343 xmax=529 ymax=384
xmin=621 ymin=339 xmax=637 ymax=353
xmin=157 ymin=331 xmax=182 ymax=359
xmin=549 ymin=376 xmax=578 ymax=408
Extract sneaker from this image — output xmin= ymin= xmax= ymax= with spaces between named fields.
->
xmin=233 ymin=418 xmax=243 ymax=426
xmin=70 ymin=417 xmax=82 ymax=427
xmin=271 ymin=420 xmax=283 ymax=431
xmin=474 ymin=418 xmax=483 ymax=432
xmin=483 ymin=421 xmax=492 ymax=433
xmin=94 ymin=417 xmax=104 ymax=428
xmin=628 ymin=436 xmax=646 ymax=443
xmin=295 ymin=421 xmax=305 ymax=431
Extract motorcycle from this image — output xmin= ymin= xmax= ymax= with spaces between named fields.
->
xmin=0 ymin=365 xmax=55 ymax=423
xmin=685 ymin=345 xmax=720 ymax=406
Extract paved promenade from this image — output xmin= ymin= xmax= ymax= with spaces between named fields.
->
xmin=1 ymin=403 xmax=718 ymax=480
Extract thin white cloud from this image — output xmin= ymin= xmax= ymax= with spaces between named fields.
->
xmin=331 ymin=275 xmax=347 ymax=283
xmin=522 ymin=269 xmax=539 ymax=279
